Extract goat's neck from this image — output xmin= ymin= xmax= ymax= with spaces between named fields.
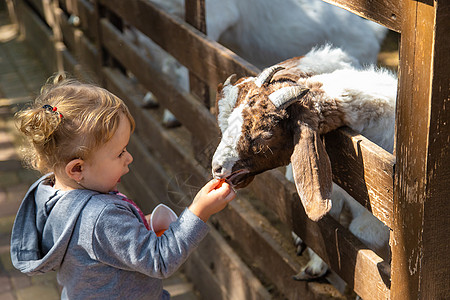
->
xmin=296 ymin=81 xmax=346 ymax=135
xmin=314 ymin=100 xmax=346 ymax=135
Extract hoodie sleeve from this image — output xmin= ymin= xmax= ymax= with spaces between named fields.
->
xmin=92 ymin=204 xmax=209 ymax=278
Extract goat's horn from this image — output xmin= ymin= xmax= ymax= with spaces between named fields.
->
xmin=254 ymin=65 xmax=285 ymax=87
xmin=224 ymin=74 xmax=237 ymax=86
xmin=269 ymin=86 xmax=309 ymax=109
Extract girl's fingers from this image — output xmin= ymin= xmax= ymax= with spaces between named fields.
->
xmin=204 ymin=179 xmax=235 ymax=201
xmin=205 ymin=178 xmax=222 ymax=192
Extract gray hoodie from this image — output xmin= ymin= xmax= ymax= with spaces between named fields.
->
xmin=10 ymin=174 xmax=209 ymax=299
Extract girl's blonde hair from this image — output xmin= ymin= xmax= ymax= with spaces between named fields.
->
xmin=15 ymin=74 xmax=135 ymax=174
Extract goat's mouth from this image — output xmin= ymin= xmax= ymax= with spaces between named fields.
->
xmin=223 ymin=169 xmax=255 ymax=189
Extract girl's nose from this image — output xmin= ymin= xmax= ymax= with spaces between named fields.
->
xmin=126 ymin=151 xmax=133 ymax=165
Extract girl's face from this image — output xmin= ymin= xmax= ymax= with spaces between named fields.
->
xmin=81 ymin=113 xmax=133 ymax=193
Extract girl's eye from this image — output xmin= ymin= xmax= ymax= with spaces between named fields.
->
xmin=119 ymin=149 xmax=127 ymax=157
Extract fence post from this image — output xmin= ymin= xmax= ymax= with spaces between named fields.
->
xmin=185 ymin=0 xmax=209 ymax=109
xmin=392 ymin=0 xmax=450 ymax=299
xmin=185 ymin=0 xmax=216 ymax=168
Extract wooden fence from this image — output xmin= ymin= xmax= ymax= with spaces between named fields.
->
xmin=13 ymin=0 xmax=449 ymax=299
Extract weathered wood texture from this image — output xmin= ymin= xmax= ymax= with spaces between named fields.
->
xmin=25 ymin=0 xmax=46 ymax=22
xmin=324 ymin=128 xmax=395 ymax=229
xmin=59 ymin=0 xmax=98 ymax=41
xmin=55 ymin=7 xmax=99 ymax=82
xmin=392 ymin=0 xmax=450 ymax=299
xmin=17 ymin=0 xmax=57 ymax=73
xmin=98 ymin=0 xmax=259 ymax=86
xmin=322 ymin=0 xmax=401 ymax=32
xmin=185 ymin=0 xmax=213 ymax=167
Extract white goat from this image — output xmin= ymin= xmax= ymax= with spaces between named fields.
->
xmin=211 ymin=46 xmax=395 ymax=287
xmin=130 ymin=0 xmax=387 ymax=126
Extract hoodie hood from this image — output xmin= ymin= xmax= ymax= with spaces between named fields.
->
xmin=10 ymin=174 xmax=97 ymax=275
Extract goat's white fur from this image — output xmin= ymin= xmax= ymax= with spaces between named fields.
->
xmin=213 ymin=104 xmax=246 ymax=176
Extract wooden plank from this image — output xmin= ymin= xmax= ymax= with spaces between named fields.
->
xmin=55 ymin=8 xmax=99 ymax=81
xmin=185 ymin=0 xmax=213 ymax=168
xmin=291 ymin=194 xmax=391 ymax=300
xmin=249 ymin=169 xmax=295 ymax=228
xmin=185 ymin=0 xmax=210 ymax=111
xmin=322 ymin=0 xmax=401 ymax=32
xmin=18 ymin=0 xmax=57 ymax=73
xmin=391 ymin=0 xmax=450 ymax=299
xmin=99 ymin=19 xmax=219 ymax=148
xmin=216 ymin=196 xmax=344 ymax=299
xmin=75 ymin=0 xmax=97 ymax=41
xmin=188 ymin=229 xmax=272 ymax=300
xmin=324 ymin=127 xmax=395 ymax=228
xmin=60 ymin=45 xmax=82 ymax=79
xmin=58 ymin=0 xmax=98 ymax=41
xmin=98 ymin=0 xmax=259 ymax=87
xmin=26 ymin=0 xmax=46 ymax=21
xmin=421 ymin=1 xmax=450 ymax=297
xmin=127 ymin=135 xmax=178 ymax=207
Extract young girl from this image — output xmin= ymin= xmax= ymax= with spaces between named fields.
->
xmin=10 ymin=75 xmax=235 ymax=299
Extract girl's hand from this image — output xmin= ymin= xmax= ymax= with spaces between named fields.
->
xmin=188 ymin=179 xmax=236 ymax=222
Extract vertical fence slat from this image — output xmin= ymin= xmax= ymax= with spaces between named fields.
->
xmin=392 ymin=0 xmax=450 ymax=299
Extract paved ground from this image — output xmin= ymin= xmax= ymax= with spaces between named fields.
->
xmin=0 ymin=8 xmax=199 ymax=300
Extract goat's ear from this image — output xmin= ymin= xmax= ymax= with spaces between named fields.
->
xmin=291 ymin=122 xmax=332 ymax=221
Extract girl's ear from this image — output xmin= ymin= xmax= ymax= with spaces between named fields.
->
xmin=65 ymin=159 xmax=84 ymax=182
xmin=290 ymin=122 xmax=332 ymax=221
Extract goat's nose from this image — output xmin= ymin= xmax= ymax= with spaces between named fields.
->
xmin=213 ymin=166 xmax=222 ymax=175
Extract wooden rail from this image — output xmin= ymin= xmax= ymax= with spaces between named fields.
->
xmin=14 ymin=0 xmax=449 ymax=299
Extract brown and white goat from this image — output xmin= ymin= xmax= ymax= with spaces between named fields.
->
xmin=211 ymin=46 xmax=395 ymax=282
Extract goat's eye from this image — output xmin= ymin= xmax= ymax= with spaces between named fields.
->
xmin=260 ymin=132 xmax=273 ymax=140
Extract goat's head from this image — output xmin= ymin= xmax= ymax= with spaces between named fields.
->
xmin=212 ymin=65 xmax=332 ymax=221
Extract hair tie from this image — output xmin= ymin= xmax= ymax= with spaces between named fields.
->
xmin=42 ymin=104 xmax=63 ymax=118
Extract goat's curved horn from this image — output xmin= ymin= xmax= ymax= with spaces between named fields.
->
xmin=269 ymin=86 xmax=309 ymax=109
xmin=224 ymin=74 xmax=237 ymax=86
xmin=254 ymin=65 xmax=285 ymax=87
